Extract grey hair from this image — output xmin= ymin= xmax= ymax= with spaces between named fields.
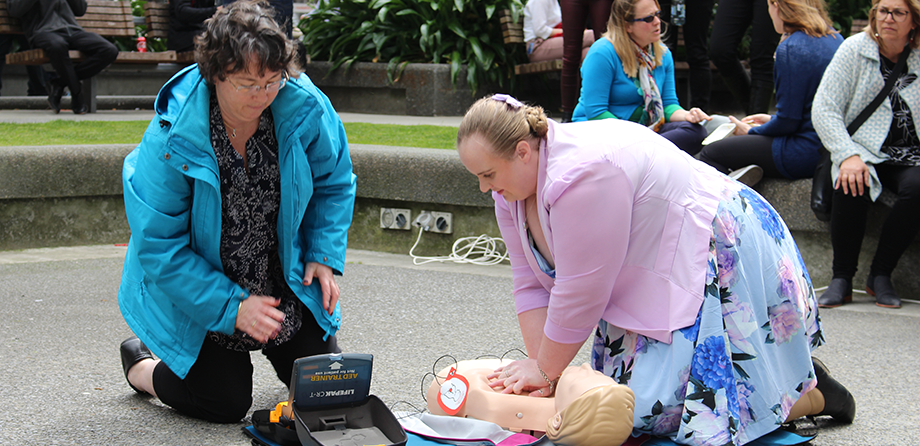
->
xmin=195 ymin=0 xmax=299 ymax=83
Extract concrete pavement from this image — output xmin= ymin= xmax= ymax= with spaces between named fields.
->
xmin=0 ymin=244 xmax=917 ymax=445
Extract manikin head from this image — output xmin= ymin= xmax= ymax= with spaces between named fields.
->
xmin=425 ymin=359 xmax=635 ymax=445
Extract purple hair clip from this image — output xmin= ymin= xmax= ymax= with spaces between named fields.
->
xmin=491 ymin=94 xmax=523 ymax=110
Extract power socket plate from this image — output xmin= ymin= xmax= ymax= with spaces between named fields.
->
xmin=427 ymin=211 xmax=452 ymax=234
xmin=380 ymin=208 xmax=411 ymax=231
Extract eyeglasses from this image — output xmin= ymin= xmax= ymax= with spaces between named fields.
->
xmin=226 ymin=71 xmax=289 ymax=94
xmin=877 ymin=7 xmax=910 ymax=22
xmin=630 ymin=10 xmax=660 ymax=23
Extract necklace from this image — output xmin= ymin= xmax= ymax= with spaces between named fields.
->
xmin=229 ymin=127 xmax=237 ymax=139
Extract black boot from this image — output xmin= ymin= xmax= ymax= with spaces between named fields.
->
xmin=812 ymin=357 xmax=856 ymax=424
xmin=866 ymin=275 xmax=901 ymax=308
xmin=818 ymin=277 xmax=852 ymax=308
xmin=748 ymin=79 xmax=774 ymax=115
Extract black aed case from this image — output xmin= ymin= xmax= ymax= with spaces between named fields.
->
xmin=253 ymin=353 xmax=407 ymax=446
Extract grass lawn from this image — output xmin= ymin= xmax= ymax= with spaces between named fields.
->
xmin=0 ymin=120 xmax=458 ymax=149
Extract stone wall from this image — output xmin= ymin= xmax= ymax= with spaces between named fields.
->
xmin=1 ymin=143 xmax=917 ymax=296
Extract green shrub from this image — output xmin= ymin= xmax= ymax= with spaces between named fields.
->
xmin=299 ymin=0 xmax=526 ymax=93
xmin=827 ymin=0 xmax=872 ymax=38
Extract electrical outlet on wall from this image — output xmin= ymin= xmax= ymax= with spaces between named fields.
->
xmin=380 ymin=208 xmax=411 ymax=230
xmin=414 ymin=210 xmax=452 ymax=234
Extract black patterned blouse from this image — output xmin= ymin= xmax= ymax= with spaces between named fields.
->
xmin=880 ymin=54 xmax=920 ymax=166
xmin=207 ymin=94 xmax=302 ymax=351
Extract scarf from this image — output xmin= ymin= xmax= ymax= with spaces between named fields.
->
xmin=635 ymin=43 xmax=664 ymax=132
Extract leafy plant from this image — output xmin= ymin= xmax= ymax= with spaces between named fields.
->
xmin=826 ymin=0 xmax=871 ymax=38
xmin=299 ymin=0 xmax=526 ymax=93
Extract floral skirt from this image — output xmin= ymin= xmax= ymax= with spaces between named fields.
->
xmin=592 ymin=185 xmax=824 ymax=446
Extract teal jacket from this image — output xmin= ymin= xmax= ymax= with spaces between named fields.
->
xmin=571 ymin=38 xmax=682 ymax=123
xmin=119 ymin=65 xmax=356 ymax=379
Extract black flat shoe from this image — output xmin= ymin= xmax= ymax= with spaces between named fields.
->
xmin=866 ymin=275 xmax=901 ymax=308
xmin=818 ymin=278 xmax=852 ymax=308
xmin=120 ymin=336 xmax=153 ymax=394
xmin=812 ymin=357 xmax=856 ymax=424
xmin=47 ymin=81 xmax=64 ymax=114
xmin=71 ymin=91 xmax=88 ymax=115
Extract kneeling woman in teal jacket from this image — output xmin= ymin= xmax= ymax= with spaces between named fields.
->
xmin=117 ymin=1 xmax=356 ymax=423
xmin=572 ymin=0 xmax=711 ymax=155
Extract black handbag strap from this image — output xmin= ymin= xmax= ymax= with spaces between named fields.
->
xmin=847 ymin=46 xmax=911 ymax=136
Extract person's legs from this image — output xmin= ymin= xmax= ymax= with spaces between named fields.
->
xmin=818 ymin=187 xmax=868 ymax=307
xmin=560 ymin=0 xmax=591 ymax=117
xmin=709 ymin=0 xmax=754 ymax=112
xmin=529 ymin=37 xmax=564 ymax=62
xmin=0 ymin=35 xmax=12 ymax=95
xmin=869 ymin=164 xmax=920 ymax=277
xmin=746 ymin=0 xmax=779 ymax=114
xmin=587 ymin=0 xmax=614 ymax=40
xmin=829 ymin=189 xmax=871 ymax=280
xmin=28 ymin=31 xmax=75 ymax=113
xmin=684 ymin=0 xmax=714 ymax=110
xmin=263 ymin=305 xmax=340 ymax=387
xmin=151 ymin=336 xmax=256 ymax=423
xmin=697 ymin=134 xmax=781 ymax=176
xmin=658 ymin=121 xmax=707 ymax=156
xmin=68 ymin=30 xmax=118 ymax=82
xmin=29 ymin=31 xmax=79 ymax=96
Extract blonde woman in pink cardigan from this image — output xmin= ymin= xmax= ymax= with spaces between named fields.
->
xmin=456 ymin=95 xmax=856 ymax=445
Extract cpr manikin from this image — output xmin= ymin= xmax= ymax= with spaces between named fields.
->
xmin=426 ymin=359 xmax=634 ymax=446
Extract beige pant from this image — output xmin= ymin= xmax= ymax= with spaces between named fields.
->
xmin=527 ymin=30 xmax=594 ymax=63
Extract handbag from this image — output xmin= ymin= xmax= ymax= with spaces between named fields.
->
xmin=811 ymin=46 xmax=911 ymax=221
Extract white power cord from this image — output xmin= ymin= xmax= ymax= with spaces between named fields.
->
xmin=408 ymin=227 xmax=509 ymax=266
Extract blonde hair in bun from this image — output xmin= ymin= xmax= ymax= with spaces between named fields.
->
xmin=457 ymin=95 xmax=549 ymax=159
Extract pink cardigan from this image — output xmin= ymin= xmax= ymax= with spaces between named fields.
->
xmin=495 ymin=119 xmax=727 ymax=344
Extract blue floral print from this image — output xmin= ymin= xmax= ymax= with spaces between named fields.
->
xmin=592 ymin=183 xmax=822 ymax=445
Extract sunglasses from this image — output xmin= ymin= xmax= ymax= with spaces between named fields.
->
xmin=630 ymin=10 xmax=660 ymax=23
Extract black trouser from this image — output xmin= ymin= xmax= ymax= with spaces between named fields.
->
xmin=560 ymin=0 xmax=614 ymax=115
xmin=152 ymin=308 xmax=340 ymax=423
xmin=659 ymin=0 xmax=715 ymax=110
xmin=831 ymin=163 xmax=920 ymax=279
xmin=709 ymin=0 xmax=779 ymax=111
xmin=29 ymin=29 xmax=117 ymax=98
xmin=697 ymin=134 xmax=783 ymax=177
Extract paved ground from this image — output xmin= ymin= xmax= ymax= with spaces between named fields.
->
xmin=0 ymin=245 xmax=917 ymax=445
xmin=2 ymin=108 xmax=916 ymax=444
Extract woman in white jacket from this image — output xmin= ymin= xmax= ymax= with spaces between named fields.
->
xmin=812 ymin=0 xmax=920 ymax=309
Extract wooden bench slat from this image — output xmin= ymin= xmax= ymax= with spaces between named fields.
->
xmin=115 ymin=50 xmax=177 ymax=63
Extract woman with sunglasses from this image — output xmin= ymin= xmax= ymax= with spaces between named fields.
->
xmin=571 ymin=0 xmax=711 ymax=156
xmin=812 ymin=0 xmax=920 ymax=309
xmin=697 ymin=0 xmax=842 ymax=187
xmin=116 ymin=0 xmax=356 ymax=422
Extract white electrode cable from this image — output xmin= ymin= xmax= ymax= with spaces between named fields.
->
xmin=408 ymin=226 xmax=509 ymax=266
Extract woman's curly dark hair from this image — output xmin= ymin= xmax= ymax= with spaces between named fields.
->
xmin=195 ymin=0 xmax=299 ymax=83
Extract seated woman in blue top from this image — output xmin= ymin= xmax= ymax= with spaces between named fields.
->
xmin=698 ymin=0 xmax=843 ymax=186
xmin=572 ymin=0 xmax=711 ymax=155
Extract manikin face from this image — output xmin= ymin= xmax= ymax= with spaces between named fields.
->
xmin=768 ymin=0 xmax=785 ymax=35
xmin=457 ymin=133 xmax=538 ymax=203
xmin=214 ymin=60 xmax=285 ymax=124
xmin=626 ymin=0 xmax=662 ymax=48
xmin=875 ymin=0 xmax=916 ymax=48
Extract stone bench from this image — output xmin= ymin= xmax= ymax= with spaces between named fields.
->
xmin=0 ymin=143 xmax=916 ymax=297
